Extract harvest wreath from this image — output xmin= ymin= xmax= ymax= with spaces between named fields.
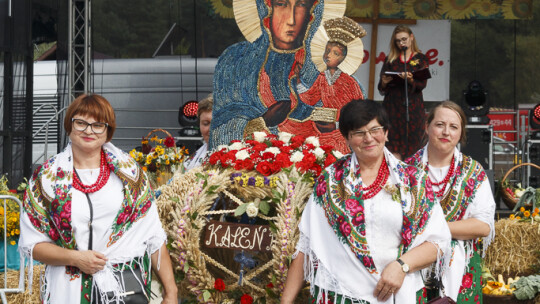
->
xmin=156 ymin=132 xmax=343 ymax=303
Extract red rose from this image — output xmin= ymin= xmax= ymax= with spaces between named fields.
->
xmin=164 ymin=136 xmax=175 ymax=148
xmin=256 ymin=161 xmax=273 ymax=176
xmin=310 ymin=163 xmax=322 ymax=176
xmin=461 ymin=272 xmax=473 ymax=289
xmin=242 ymin=159 xmax=255 ymax=171
xmin=270 ymin=140 xmax=284 ymax=147
xmin=240 ymin=294 xmax=253 ymax=304
xmin=209 ymin=152 xmax=222 ymax=165
xmin=266 ymin=282 xmax=274 ymax=289
xmin=262 ymin=152 xmax=275 ymax=160
xmin=279 ymin=146 xmax=292 ymax=154
xmin=276 ymin=153 xmax=292 ymax=168
xmin=253 ymin=143 xmax=267 ymax=152
xmin=339 ymin=221 xmax=351 ymax=236
xmin=324 ymin=154 xmax=337 ymax=168
xmin=290 ymin=135 xmax=305 ymax=148
xmin=214 ymin=278 xmax=226 ymax=291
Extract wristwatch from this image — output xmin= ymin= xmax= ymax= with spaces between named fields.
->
xmin=397 ymin=258 xmax=410 ymax=273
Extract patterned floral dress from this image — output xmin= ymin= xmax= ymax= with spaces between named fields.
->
xmin=378 ymin=53 xmax=429 ymax=158
xmin=406 ymin=147 xmax=495 ymax=303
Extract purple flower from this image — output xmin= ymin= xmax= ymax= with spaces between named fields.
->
xmin=248 ymin=177 xmax=256 ymax=186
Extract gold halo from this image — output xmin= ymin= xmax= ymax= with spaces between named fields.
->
xmin=234 ymin=0 xmax=346 ymax=43
xmin=310 ymin=25 xmax=364 ymax=75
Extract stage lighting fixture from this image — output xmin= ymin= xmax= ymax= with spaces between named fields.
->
xmin=463 ymin=81 xmax=490 ymax=124
xmin=529 ymin=103 xmax=540 ymax=139
xmin=178 ymin=100 xmax=199 ymax=127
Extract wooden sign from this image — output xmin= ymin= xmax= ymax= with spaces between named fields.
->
xmin=203 ymin=220 xmax=274 ymax=252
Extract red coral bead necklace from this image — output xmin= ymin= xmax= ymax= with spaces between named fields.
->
xmin=73 ymin=150 xmax=110 ymax=193
xmin=427 ymin=155 xmax=455 ymax=197
xmin=361 ymin=157 xmax=389 ymax=200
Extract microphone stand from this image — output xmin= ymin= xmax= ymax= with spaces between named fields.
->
xmin=402 ymin=46 xmax=410 ymax=157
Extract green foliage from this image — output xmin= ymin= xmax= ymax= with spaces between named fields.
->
xmin=511 ymin=274 xmax=540 ymax=300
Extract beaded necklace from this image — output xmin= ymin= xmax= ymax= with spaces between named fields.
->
xmin=427 ymin=155 xmax=455 ymax=198
xmin=72 ymin=150 xmax=110 ymax=193
xmin=361 ymin=157 xmax=389 ymax=200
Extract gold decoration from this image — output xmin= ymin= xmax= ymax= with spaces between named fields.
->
xmin=310 ymin=107 xmax=337 ymax=122
xmin=311 ymin=17 xmax=366 ymax=75
xmin=403 ymin=0 xmax=443 ymax=20
xmin=440 ymin=0 xmax=476 ymax=19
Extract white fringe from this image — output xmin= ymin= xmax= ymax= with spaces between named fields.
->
xmin=18 ymin=244 xmax=35 ymax=293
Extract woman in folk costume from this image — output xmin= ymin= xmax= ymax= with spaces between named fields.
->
xmin=281 ymin=99 xmax=451 ymax=304
xmin=19 ymin=94 xmax=177 ymax=303
xmin=405 ymin=101 xmax=495 ymax=303
xmin=279 ymin=16 xmax=366 ymax=154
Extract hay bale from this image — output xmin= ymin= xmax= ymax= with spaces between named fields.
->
xmin=485 ymin=219 xmax=540 ymax=277
xmin=0 ymin=264 xmax=44 ymax=303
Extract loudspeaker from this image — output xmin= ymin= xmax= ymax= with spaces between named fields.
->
xmin=460 ymin=125 xmax=493 ymax=170
xmin=524 ymin=139 xmax=540 ymax=188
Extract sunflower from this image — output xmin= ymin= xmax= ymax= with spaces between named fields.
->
xmin=473 ymin=0 xmax=500 ymax=17
xmin=501 ymin=0 xmax=532 ymax=19
xmin=211 ymin=0 xmax=234 ymax=19
xmin=440 ymin=0 xmax=475 ymax=19
xmin=402 ymin=0 xmax=442 ymax=20
xmin=345 ymin=0 xmax=373 ymax=18
xmin=380 ymin=0 xmax=402 ymax=17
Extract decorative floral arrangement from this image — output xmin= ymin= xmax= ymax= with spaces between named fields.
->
xmin=0 ymin=175 xmax=25 ymax=245
xmin=154 ymin=131 xmax=342 ymax=303
xmin=129 ymin=131 xmax=188 ymax=186
xmin=208 ymin=131 xmax=344 ymax=177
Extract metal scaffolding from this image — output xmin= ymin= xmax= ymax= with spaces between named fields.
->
xmin=68 ymin=0 xmax=91 ymax=99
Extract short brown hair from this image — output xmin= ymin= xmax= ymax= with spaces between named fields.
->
xmin=64 ymin=94 xmax=116 ymax=142
xmin=426 ymin=100 xmax=467 ymax=145
xmin=197 ymin=94 xmax=213 ymax=118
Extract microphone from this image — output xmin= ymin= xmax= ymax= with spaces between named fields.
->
xmin=401 ymin=45 xmax=408 ymax=51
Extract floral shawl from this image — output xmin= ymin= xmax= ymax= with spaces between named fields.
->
xmin=297 ymin=147 xmax=451 ymax=303
xmin=20 ymin=142 xmax=165 ymax=303
xmin=313 ymin=147 xmax=439 ymax=273
xmin=406 ymin=145 xmax=495 ymax=300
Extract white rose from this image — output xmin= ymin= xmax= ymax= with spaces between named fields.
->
xmin=305 ymin=136 xmax=320 ymax=147
xmin=291 ymin=151 xmax=304 ymax=163
xmin=235 ymin=149 xmax=250 ymax=160
xmin=278 ymin=132 xmax=293 ymax=144
xmin=229 ymin=142 xmax=244 ymax=151
xmin=246 ymin=203 xmax=259 ymax=217
xmin=264 ymin=147 xmax=280 ymax=155
xmin=515 ymin=189 xmax=525 ymax=198
xmin=253 ymin=131 xmax=267 ymax=142
xmin=334 ymin=151 xmax=344 ymax=159
xmin=217 ymin=145 xmax=229 ymax=152
xmin=313 ymin=147 xmax=325 ymax=160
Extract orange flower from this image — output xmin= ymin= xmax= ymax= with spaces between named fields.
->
xmin=535 ymin=208 xmax=539 ymax=213
xmin=524 ymin=210 xmax=531 ymax=217
xmin=509 ymin=214 xmax=515 ymax=219
xmin=520 ymin=207 xmax=525 ymax=212
xmin=142 ymin=166 xmax=148 ymax=172
xmin=516 ymin=216 xmax=521 ymax=220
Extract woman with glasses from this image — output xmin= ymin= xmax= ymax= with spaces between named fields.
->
xmin=281 ymin=99 xmax=450 ymax=304
xmin=405 ymin=101 xmax=495 ymax=303
xmin=19 ymin=94 xmax=177 ymax=303
xmin=378 ymin=25 xmax=430 ymax=160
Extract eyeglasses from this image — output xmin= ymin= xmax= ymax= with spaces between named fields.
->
xmin=72 ymin=118 xmax=108 ymax=134
xmin=350 ymin=126 xmax=385 ymax=139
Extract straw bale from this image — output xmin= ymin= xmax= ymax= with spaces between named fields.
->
xmin=485 ymin=219 xmax=540 ymax=277
xmin=0 ymin=264 xmax=44 ymax=303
